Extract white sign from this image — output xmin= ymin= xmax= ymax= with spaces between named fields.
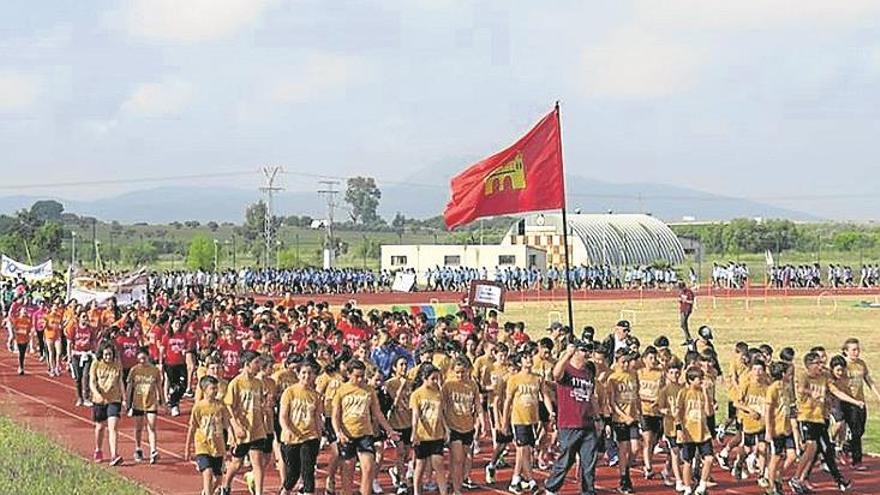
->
xmin=473 ymin=284 xmax=502 ymax=305
xmin=392 ymin=272 xmax=417 ymax=292
xmin=0 ymin=255 xmax=53 ymax=281
xmin=68 ymin=283 xmax=148 ymax=307
xmin=468 ymin=280 xmax=506 ymax=310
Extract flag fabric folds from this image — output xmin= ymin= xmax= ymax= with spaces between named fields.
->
xmin=443 ymin=107 xmax=565 ymax=229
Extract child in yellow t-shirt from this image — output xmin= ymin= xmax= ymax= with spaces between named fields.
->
xmin=410 ymin=363 xmax=447 ymax=495
xmin=764 ymin=361 xmax=795 ymax=495
xmin=675 ymin=367 xmax=714 ymax=495
xmin=501 ymin=351 xmax=552 ymax=494
xmin=278 ymin=359 xmax=323 ymax=495
xmin=185 ymin=376 xmax=231 ymax=495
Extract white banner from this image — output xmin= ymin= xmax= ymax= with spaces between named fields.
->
xmin=68 ymin=283 xmax=148 ymax=307
xmin=391 ymin=272 xmax=417 ymax=292
xmin=0 ymin=255 xmax=53 ymax=281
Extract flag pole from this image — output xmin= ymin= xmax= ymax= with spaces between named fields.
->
xmin=555 ymin=101 xmax=575 ymax=334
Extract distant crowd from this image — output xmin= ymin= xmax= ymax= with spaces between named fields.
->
xmin=766 ymin=264 xmax=880 ymax=289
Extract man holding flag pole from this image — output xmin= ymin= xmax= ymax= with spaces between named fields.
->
xmin=444 ymin=104 xmax=600 ymax=495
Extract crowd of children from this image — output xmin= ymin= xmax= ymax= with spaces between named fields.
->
xmin=4 ymin=282 xmax=878 ymax=495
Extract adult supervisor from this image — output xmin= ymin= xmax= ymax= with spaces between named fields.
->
xmin=544 ymin=340 xmax=600 ymax=495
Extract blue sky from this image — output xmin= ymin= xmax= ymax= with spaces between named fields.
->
xmin=1 ymin=1 xmax=880 ymax=219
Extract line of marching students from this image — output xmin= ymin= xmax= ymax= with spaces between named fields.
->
xmin=5 ymin=291 xmax=880 ymax=495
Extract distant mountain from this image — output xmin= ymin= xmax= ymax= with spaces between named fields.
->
xmin=0 ymin=177 xmax=817 ymax=224
xmin=378 ymin=161 xmax=819 ymax=222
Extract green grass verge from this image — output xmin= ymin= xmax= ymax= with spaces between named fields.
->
xmin=0 ymin=415 xmax=149 ymax=495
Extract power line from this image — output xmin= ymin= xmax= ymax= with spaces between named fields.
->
xmin=259 ymin=167 xmax=283 ymax=268
xmin=2 ymin=167 xmax=875 ymax=204
xmin=317 ymin=181 xmax=340 ymax=269
xmin=0 ymin=170 xmax=259 ymax=190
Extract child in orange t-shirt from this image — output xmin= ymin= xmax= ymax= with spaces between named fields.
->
xmin=8 ymin=306 xmax=32 ymax=375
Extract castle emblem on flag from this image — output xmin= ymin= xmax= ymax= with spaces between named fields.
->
xmin=483 ymin=152 xmax=526 ymax=196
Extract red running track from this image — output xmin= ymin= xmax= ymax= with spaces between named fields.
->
xmin=1 ymin=350 xmax=878 ymax=494
xmin=253 ymin=286 xmax=880 ymax=306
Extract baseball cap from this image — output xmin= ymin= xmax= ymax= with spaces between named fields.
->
xmin=616 ymin=320 xmax=631 ymax=330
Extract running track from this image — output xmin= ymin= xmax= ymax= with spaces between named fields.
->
xmin=2 ymin=352 xmax=878 ymax=494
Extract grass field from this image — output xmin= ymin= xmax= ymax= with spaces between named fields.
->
xmin=375 ymin=294 xmax=880 ymax=453
xmin=0 ymin=415 xmax=148 ymax=495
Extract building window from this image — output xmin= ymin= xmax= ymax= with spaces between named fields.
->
xmin=390 ymin=255 xmax=408 ymax=266
xmin=444 ymin=255 xmax=461 ymax=266
xmin=498 ymin=255 xmax=516 ymax=265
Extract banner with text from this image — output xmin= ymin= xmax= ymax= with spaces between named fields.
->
xmin=0 ymin=255 xmax=54 ymax=281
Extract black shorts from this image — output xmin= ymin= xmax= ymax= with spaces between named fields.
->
xmin=538 ymin=403 xmax=551 ymax=423
xmin=665 ymin=435 xmax=678 ymax=449
xmin=195 ymin=454 xmax=224 ymax=476
xmin=612 ymin=422 xmax=640 ymax=442
xmin=680 ymin=440 xmax=713 ymax=462
xmin=744 ymin=430 xmax=765 ymax=447
xmin=640 ymin=415 xmax=663 ymax=436
xmin=449 ymin=429 xmax=475 ymax=446
xmin=513 ymin=424 xmax=537 ymax=447
xmin=414 ymin=439 xmax=445 ymax=459
xmin=373 ymin=428 xmax=388 ymax=443
xmin=93 ymin=402 xmax=123 ymax=422
xmin=770 ymin=434 xmax=795 ymax=456
xmin=706 ymin=415 xmax=716 ymax=434
xmin=322 ymin=416 xmax=337 ymax=443
xmin=261 ymin=434 xmax=274 ymax=453
xmin=727 ymin=402 xmax=736 ymax=422
xmin=231 ymin=438 xmax=268 ymax=459
xmin=273 ymin=407 xmax=282 ymax=439
xmin=340 ymin=436 xmax=375 ymax=460
xmin=800 ymin=421 xmax=825 ymax=442
xmin=494 ymin=429 xmax=513 ymax=445
xmin=131 ymin=409 xmax=157 ymax=417
xmin=394 ymin=427 xmax=412 ymax=446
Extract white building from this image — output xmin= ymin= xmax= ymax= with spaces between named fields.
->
xmin=380 ymin=244 xmax=547 ymax=284
xmin=501 ymin=213 xmax=686 ymax=267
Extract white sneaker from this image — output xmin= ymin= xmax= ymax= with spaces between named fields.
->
xmin=170 ymin=406 xmax=180 ymax=417
xmin=372 ymin=479 xmax=383 ymax=494
xmin=746 ymin=453 xmax=757 ymax=474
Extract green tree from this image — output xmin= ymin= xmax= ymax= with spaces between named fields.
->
xmin=186 ymin=235 xmax=216 ymax=271
xmin=121 ymin=241 xmax=159 ymax=265
xmin=240 ymin=201 xmax=281 ymax=265
xmin=391 ymin=212 xmax=406 ymax=230
xmin=30 ymin=200 xmax=64 ymax=222
xmin=31 ymin=222 xmax=63 ymax=259
xmin=345 ymin=176 xmax=382 ymax=225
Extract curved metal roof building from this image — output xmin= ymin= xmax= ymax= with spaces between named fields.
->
xmin=502 ymin=213 xmax=685 ymax=266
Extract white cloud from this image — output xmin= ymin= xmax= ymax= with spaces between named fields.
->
xmin=0 ymin=70 xmax=42 ymax=111
xmin=270 ymin=54 xmax=371 ymax=104
xmin=635 ymin=0 xmax=880 ymax=30
xmin=116 ymin=0 xmax=277 ymax=42
xmin=121 ymin=78 xmax=193 ymax=118
xmin=578 ymin=30 xmax=704 ymax=99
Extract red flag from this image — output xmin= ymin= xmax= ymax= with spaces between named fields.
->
xmin=443 ymin=107 xmax=565 ymax=229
